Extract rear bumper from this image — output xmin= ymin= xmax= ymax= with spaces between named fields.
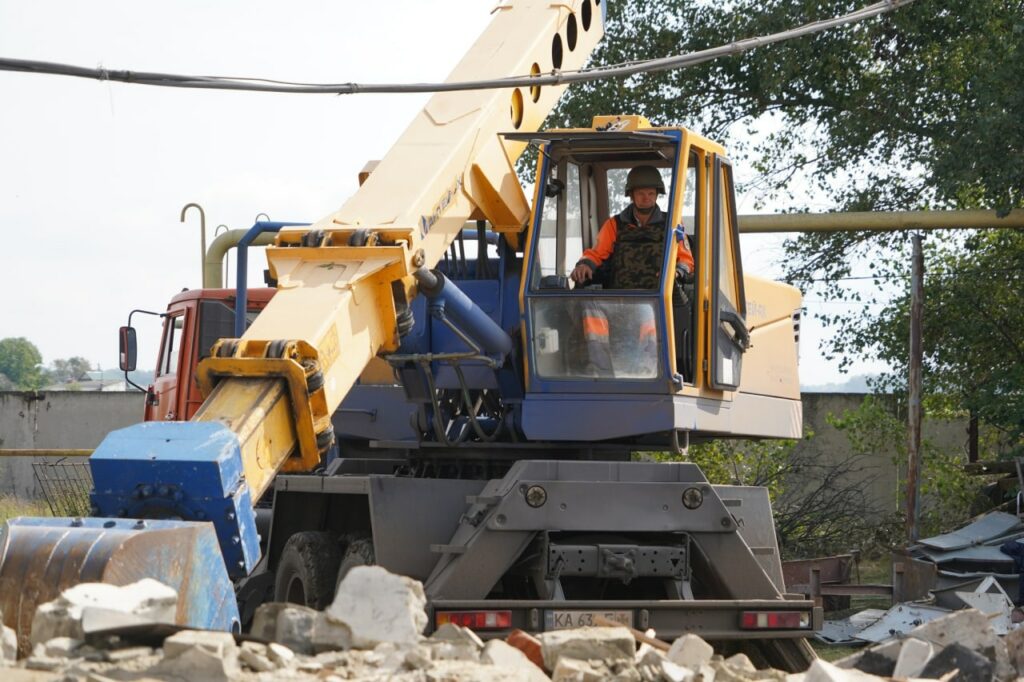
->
xmin=428 ymin=598 xmax=822 ymax=641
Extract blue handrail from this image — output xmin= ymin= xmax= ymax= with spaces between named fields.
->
xmin=234 ymin=221 xmax=309 ymax=337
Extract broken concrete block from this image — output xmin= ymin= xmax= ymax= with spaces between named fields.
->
xmin=638 ymin=648 xmax=694 ymax=682
xmin=431 ymin=622 xmax=485 ymax=648
xmin=667 ymin=634 xmax=713 ymax=670
xmin=312 ymin=610 xmax=354 ymax=652
xmin=24 ymin=649 xmax=63 ymax=671
xmin=430 ymin=640 xmax=481 ymax=662
xmin=30 ymin=579 xmax=177 ymax=647
xmin=538 ymin=626 xmax=635 ymax=670
xmin=482 ymin=639 xmax=550 ymax=681
xmin=250 ymin=602 xmax=317 ymax=654
xmin=163 ymin=629 xmax=236 ymax=660
xmin=405 ymin=643 xmax=434 ymax=669
xmin=238 ymin=641 xmax=276 ymax=672
xmin=251 ymin=602 xmax=353 ymax=654
xmin=314 ymin=649 xmax=354 ymax=667
xmin=423 ymin=659 xmax=551 ymax=681
xmin=365 ymin=640 xmax=417 ymax=671
xmin=325 ymin=565 xmax=427 ymax=649
xmin=1 ymin=623 xmax=18 ymax=663
xmin=428 ymin=623 xmax=483 ymax=662
xmin=891 ymin=637 xmax=932 ymax=679
xmin=42 ymin=636 xmax=82 ymax=659
xmin=158 ymin=629 xmax=240 ymax=681
xmin=157 ymin=646 xmax=239 ymax=682
xmin=159 ymin=626 xmax=239 ymax=679
xmin=103 ymin=646 xmax=154 ymax=663
xmin=267 ymin=641 xmax=295 ymax=667
xmin=298 ymin=659 xmax=324 ymax=673
xmin=803 ymin=659 xmax=885 ymax=681
xmin=723 ymin=653 xmax=756 ymax=672
xmin=551 ymin=656 xmax=641 ymax=682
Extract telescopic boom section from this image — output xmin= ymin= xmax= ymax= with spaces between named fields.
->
xmin=194 ymin=0 xmax=607 ymax=503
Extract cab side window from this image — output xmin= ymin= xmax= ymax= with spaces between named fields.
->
xmin=531 ymin=160 xmax=583 ymax=289
xmin=158 ymin=314 xmax=184 ymax=377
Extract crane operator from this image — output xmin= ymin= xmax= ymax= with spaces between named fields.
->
xmin=569 ymin=165 xmax=694 ymax=377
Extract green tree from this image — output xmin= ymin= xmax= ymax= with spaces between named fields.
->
xmin=50 ymin=356 xmax=93 ymax=383
xmin=553 ymin=0 xmax=1023 ymax=213
xmin=827 ymin=396 xmax=986 ymax=537
xmin=0 ymin=337 xmax=44 ymax=390
xmin=550 ymin=0 xmax=1023 ymax=446
xmin=825 ymin=230 xmax=1024 ymax=447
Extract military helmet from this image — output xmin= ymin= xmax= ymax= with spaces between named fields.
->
xmin=624 ymin=165 xmax=666 ymax=196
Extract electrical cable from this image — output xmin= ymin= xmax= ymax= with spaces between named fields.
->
xmin=0 ymin=0 xmax=914 ymax=96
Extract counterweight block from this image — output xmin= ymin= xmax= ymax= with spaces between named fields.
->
xmin=89 ymin=421 xmax=260 ymax=578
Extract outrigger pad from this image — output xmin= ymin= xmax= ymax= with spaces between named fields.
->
xmin=0 ymin=517 xmax=240 ymax=654
xmin=89 ymin=421 xmax=260 ymax=578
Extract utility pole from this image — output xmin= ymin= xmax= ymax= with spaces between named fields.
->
xmin=907 ymin=233 xmax=924 ymax=542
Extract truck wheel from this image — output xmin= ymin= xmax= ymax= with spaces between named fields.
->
xmin=275 ymin=531 xmax=342 ymax=610
xmin=335 ymin=536 xmax=375 ymax=591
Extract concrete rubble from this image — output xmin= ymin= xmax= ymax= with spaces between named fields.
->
xmin=2 ymin=567 xmax=1024 ymax=681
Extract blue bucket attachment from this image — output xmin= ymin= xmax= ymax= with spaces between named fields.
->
xmin=0 ymin=516 xmax=239 ymax=655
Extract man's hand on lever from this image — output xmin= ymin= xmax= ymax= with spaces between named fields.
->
xmin=571 ymin=262 xmax=594 ymax=284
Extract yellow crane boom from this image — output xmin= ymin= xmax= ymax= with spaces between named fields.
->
xmin=193 ymin=1 xmax=605 ymax=503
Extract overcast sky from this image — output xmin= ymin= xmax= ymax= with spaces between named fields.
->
xmin=0 ymin=0 xmax=883 ymax=386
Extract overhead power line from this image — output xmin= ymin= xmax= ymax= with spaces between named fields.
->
xmin=0 ymin=0 xmax=914 ymax=96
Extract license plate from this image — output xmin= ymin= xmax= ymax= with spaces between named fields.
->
xmin=545 ymin=609 xmax=634 ymax=630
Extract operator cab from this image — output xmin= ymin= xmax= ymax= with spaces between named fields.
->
xmin=513 ymin=119 xmax=749 ymax=400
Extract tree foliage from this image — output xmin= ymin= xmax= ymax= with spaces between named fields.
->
xmin=551 ymin=0 xmax=1023 ymax=445
xmin=829 ymin=230 xmax=1024 ymax=444
xmin=0 ymin=337 xmax=44 ymax=390
xmin=49 ymin=357 xmax=93 ymax=384
xmin=827 ymin=396 xmax=986 ymax=537
xmin=553 ymin=0 xmax=1023 ymax=213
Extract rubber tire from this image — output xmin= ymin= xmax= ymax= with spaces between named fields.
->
xmin=335 ymin=536 xmax=376 ymax=591
xmin=274 ymin=531 xmax=342 ymax=610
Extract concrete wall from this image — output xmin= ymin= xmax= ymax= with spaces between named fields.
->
xmin=0 ymin=391 xmax=974 ymax=516
xmin=0 ymin=391 xmax=143 ymax=499
xmin=798 ymin=393 xmax=971 ymax=519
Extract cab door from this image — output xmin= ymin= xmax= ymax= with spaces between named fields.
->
xmin=708 ymin=156 xmax=750 ymax=390
xmin=148 ymin=309 xmax=188 ymax=421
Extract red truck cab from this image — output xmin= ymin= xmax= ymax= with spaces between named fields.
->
xmin=145 ymin=288 xmax=276 ymax=422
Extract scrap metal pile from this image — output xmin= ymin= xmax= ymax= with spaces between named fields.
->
xmin=816 ymin=511 xmax=1024 ymax=648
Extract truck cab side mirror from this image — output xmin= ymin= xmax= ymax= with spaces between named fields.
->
xmin=119 ymin=326 xmax=138 ymax=372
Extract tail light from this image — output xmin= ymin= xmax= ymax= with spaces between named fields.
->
xmin=436 ymin=610 xmax=513 ymax=630
xmin=740 ymin=610 xmax=811 ymax=630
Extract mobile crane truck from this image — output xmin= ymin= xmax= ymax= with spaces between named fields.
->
xmin=0 ymin=0 xmax=818 ymax=669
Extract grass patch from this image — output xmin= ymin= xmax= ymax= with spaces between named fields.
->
xmin=810 ymin=641 xmax=859 ymax=662
xmin=0 ymin=495 xmax=51 ymax=522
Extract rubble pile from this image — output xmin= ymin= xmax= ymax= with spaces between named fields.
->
xmin=2 ymin=565 xmax=1024 ymax=681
